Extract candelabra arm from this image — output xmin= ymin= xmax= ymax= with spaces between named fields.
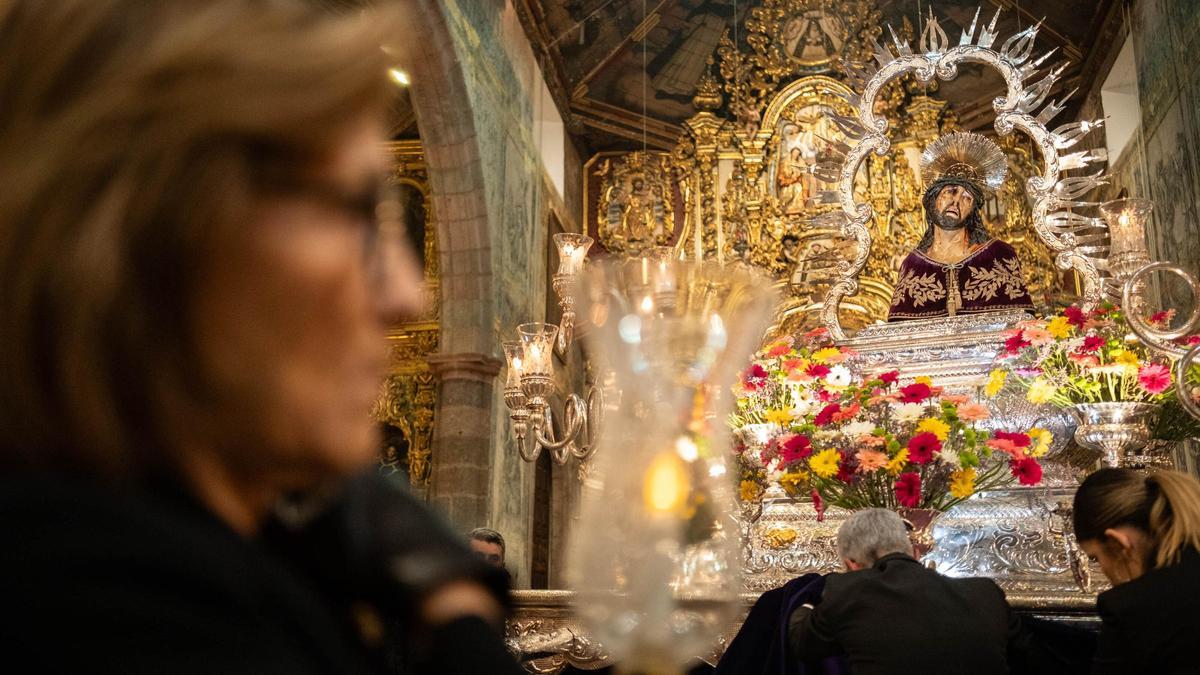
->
xmin=532 ymin=395 xmax=585 ymax=464
xmin=570 ymin=385 xmax=603 ymax=462
xmin=514 ymin=427 xmax=543 ymax=463
xmin=1123 ymin=262 xmax=1200 ymax=359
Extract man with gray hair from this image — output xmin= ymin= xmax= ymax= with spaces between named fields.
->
xmin=788 ymin=508 xmax=1022 ymax=675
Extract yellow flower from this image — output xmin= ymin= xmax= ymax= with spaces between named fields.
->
xmin=885 ymin=449 xmax=909 ymax=475
xmin=779 ymin=471 xmax=809 ymax=493
xmin=914 ymin=375 xmax=934 ymax=387
xmin=1113 ymin=349 xmax=1140 ymax=371
xmin=811 ymin=347 xmax=841 ymax=364
xmin=1046 ymin=316 xmax=1073 ymax=339
xmin=916 ymin=417 xmax=951 ymax=441
xmin=740 ymin=480 xmax=763 ymax=502
xmin=810 ymin=449 xmax=841 ymax=479
xmin=764 ymin=409 xmax=793 ymax=425
xmin=985 ymin=369 xmax=1008 ymax=397
xmin=950 ymin=467 xmax=977 ymax=499
xmin=1028 ymin=427 xmax=1054 ymax=457
xmin=1027 ymin=379 xmax=1058 ymax=404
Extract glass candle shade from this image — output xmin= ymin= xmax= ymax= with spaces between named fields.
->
xmin=554 ymin=233 xmax=593 ymax=277
xmin=1100 ymin=198 xmax=1153 ymax=279
xmin=569 ymin=258 xmax=776 ymax=674
xmin=502 ymin=340 xmax=525 ymax=390
xmin=516 ymin=323 xmax=558 ymax=378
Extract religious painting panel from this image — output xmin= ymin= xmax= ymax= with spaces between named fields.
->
xmin=1144 ymin=104 xmax=1200 ymax=311
xmin=584 ymin=151 xmax=685 ymax=258
xmin=1134 ymin=0 xmax=1182 ymax=138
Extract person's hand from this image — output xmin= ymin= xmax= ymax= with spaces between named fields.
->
xmin=420 ymin=579 xmax=504 ymax=628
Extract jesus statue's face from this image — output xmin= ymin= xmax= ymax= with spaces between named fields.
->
xmin=933 ymin=184 xmax=975 ymax=230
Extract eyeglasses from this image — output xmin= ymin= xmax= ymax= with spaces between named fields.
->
xmin=260 ymin=173 xmax=413 ymax=284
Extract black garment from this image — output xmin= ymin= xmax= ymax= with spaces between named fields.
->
xmin=789 ymin=553 xmax=1020 ymax=675
xmin=0 ymin=471 xmax=523 ymax=675
xmin=1091 ymin=546 xmax=1200 ymax=674
xmin=716 ymin=573 xmax=849 ymax=675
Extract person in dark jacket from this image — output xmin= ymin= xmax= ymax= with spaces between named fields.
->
xmin=789 ymin=508 xmax=1022 ymax=675
xmin=0 ymin=2 xmax=522 ymax=673
xmin=1072 ymin=468 xmax=1200 ymax=675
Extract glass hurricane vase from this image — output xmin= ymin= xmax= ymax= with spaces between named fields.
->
xmin=568 ymin=257 xmax=776 ymax=674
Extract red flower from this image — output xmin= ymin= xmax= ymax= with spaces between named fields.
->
xmin=807 ymin=363 xmax=831 ymax=379
xmin=992 ymin=430 xmax=1031 ymax=448
xmin=779 ymin=434 xmax=812 ymax=463
xmin=1079 ymin=335 xmax=1106 ymax=354
xmin=742 ymin=363 xmax=768 ymax=390
xmin=898 ymin=382 xmax=933 ymax=403
xmin=1150 ymin=309 xmax=1176 ymax=326
xmin=878 ymin=370 xmax=900 ymax=385
xmin=817 ymin=389 xmax=835 ymax=402
xmin=906 ymin=432 xmax=941 ymax=464
xmin=1011 ymin=457 xmax=1043 ymax=486
xmin=1003 ymin=332 xmax=1031 ymax=355
xmin=1188 ymin=336 xmax=1200 ymax=346
xmin=894 ymin=472 xmax=922 ymax=508
xmin=814 ymin=403 xmax=841 ymax=427
xmin=811 ymin=488 xmax=825 ymax=522
xmin=1063 ymin=305 xmax=1087 ymax=328
xmin=836 ymin=453 xmax=857 ymax=483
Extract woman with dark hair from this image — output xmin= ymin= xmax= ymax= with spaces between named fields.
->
xmin=0 ymin=1 xmax=522 ymax=673
xmin=1072 ymin=468 xmax=1200 ymax=674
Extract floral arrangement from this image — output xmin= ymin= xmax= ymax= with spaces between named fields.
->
xmin=990 ymin=302 xmax=1191 ymax=407
xmin=731 ymin=333 xmax=1047 ymax=512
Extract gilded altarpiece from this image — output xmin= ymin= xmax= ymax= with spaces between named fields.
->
xmin=584 ymin=0 xmax=1060 ymax=335
xmin=372 ymin=141 xmax=440 ymax=494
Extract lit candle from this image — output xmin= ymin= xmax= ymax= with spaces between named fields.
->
xmin=643 ymin=451 xmax=690 ymax=515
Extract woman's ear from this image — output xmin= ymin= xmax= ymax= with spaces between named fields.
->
xmin=1103 ymin=527 xmax=1135 ymax=553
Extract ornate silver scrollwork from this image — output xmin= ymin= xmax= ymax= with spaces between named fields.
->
xmin=821 ymin=7 xmax=1108 ymax=339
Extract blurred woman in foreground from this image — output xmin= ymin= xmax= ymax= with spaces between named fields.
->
xmin=1073 ymin=468 xmax=1200 ymax=674
xmin=0 ymin=2 xmax=521 ymax=673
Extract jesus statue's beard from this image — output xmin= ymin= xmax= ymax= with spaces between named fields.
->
xmin=934 ymin=208 xmax=966 ymax=231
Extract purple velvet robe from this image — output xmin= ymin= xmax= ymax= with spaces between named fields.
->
xmin=888 ymin=239 xmax=1034 ymax=321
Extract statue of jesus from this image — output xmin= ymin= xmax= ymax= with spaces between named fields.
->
xmin=888 ymin=132 xmax=1034 ymax=321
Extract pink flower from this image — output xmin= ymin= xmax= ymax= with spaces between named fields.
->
xmin=1188 ymin=336 xmax=1200 ymax=346
xmin=1063 ymin=305 xmax=1087 ymax=328
xmin=940 ymin=394 xmax=970 ymax=405
xmin=814 ymin=403 xmax=841 ymax=427
xmin=803 ymin=327 xmax=829 ymax=341
xmin=894 ymin=472 xmax=922 ymax=508
xmin=879 ymin=370 xmax=900 ymax=385
xmin=956 ymin=402 xmax=991 ymax=422
xmin=1138 ymin=363 xmax=1172 ymax=395
xmin=779 ymin=434 xmax=813 ymax=464
xmin=785 ymin=368 xmax=814 ymax=383
xmin=907 ymin=432 xmax=941 ymax=465
xmin=898 ymin=382 xmax=933 ymax=403
xmin=1011 ymin=457 xmax=1043 ymax=486
xmin=781 ymin=358 xmax=804 ymax=371
xmin=986 ymin=438 xmax=1018 ymax=455
xmin=811 ymin=488 xmax=825 ymax=522
xmin=1068 ymin=352 xmax=1100 ymax=367
xmin=1023 ymin=327 xmax=1054 ymax=345
xmin=857 ymin=434 xmax=887 ymax=448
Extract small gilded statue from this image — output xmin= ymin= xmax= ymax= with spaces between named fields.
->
xmin=888 ymin=132 xmax=1034 ymax=321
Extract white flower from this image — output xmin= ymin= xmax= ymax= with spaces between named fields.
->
xmin=813 ymin=429 xmax=839 ymax=443
xmin=765 ymin=458 xmax=781 ymax=475
xmin=825 ymin=365 xmax=853 ymax=388
xmin=767 ymin=467 xmax=786 ymax=483
xmin=841 ymin=421 xmax=875 ymax=438
xmin=937 ymin=448 xmax=961 ymax=468
xmin=791 ymin=399 xmax=813 ymax=418
xmin=892 ymin=402 xmax=926 ymax=423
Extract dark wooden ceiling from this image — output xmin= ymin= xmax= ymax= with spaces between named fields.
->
xmin=514 ymin=0 xmax=1121 ymax=153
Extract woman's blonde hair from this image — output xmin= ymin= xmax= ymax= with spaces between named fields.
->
xmin=1074 ymin=467 xmax=1200 ymax=568
xmin=0 ymin=0 xmax=399 ymax=479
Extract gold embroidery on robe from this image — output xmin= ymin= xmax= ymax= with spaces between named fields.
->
xmin=962 ymin=257 xmax=1027 ymax=303
xmin=891 ymin=268 xmax=947 ymax=308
